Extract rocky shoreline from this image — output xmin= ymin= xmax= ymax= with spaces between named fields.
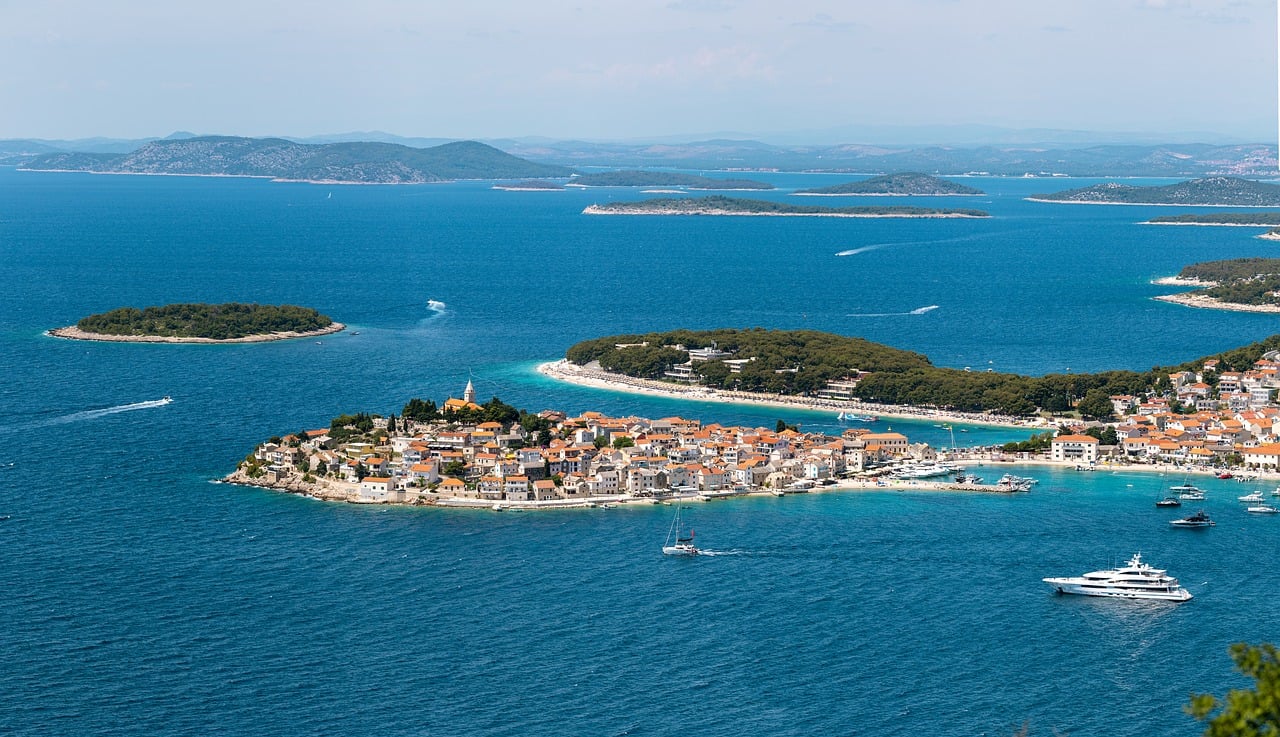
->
xmin=47 ymin=322 xmax=347 ymax=344
xmin=582 ymin=204 xmax=987 ymax=218
xmin=1152 ymin=293 xmax=1280 ymax=314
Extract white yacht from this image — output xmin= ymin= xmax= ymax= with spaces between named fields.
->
xmin=1247 ymin=504 xmax=1279 ymax=515
xmin=1043 ymin=553 xmax=1192 ymax=602
xmin=1239 ymin=490 xmax=1266 ymax=503
xmin=892 ymin=462 xmax=955 ymax=479
xmin=1171 ymin=483 xmax=1205 ymax=501
xmin=662 ymin=507 xmax=699 ymax=556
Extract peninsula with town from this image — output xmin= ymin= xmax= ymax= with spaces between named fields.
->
xmin=229 ymin=328 xmax=1280 ymax=508
xmin=49 ymin=303 xmax=344 ymax=343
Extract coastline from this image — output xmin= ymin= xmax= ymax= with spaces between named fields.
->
xmin=1151 ymin=293 xmax=1280 ymax=314
xmin=1024 ymin=197 xmax=1280 ymax=208
xmin=1151 ymin=276 xmax=1215 ymax=287
xmin=47 ymin=322 xmax=347 ymax=344
xmin=1144 ymin=221 xmax=1280 ymax=227
xmin=581 ymin=205 xmax=988 ymax=218
xmin=791 ymin=192 xmax=980 ymax=197
xmin=536 ymin=359 xmax=1041 ymax=430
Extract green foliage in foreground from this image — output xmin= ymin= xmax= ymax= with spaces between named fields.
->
xmin=566 ymin=328 xmax=1280 ymax=417
xmin=1187 ymin=643 xmax=1280 ymax=737
xmin=1001 ymin=431 xmax=1054 ymax=453
xmin=77 ymin=303 xmax=332 ymax=339
xmin=589 ymin=195 xmax=989 ymax=217
xmin=1176 ymin=259 xmax=1280 ymax=306
xmin=1150 ymin=212 xmax=1280 ymax=226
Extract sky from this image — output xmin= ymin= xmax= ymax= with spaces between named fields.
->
xmin=0 ymin=0 xmax=1275 ymax=143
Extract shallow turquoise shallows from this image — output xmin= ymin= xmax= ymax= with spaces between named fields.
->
xmin=1 ymin=167 xmax=1276 ymax=736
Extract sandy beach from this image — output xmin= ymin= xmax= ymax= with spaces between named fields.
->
xmin=47 ymin=322 xmax=347 ymax=344
xmin=537 ymin=360 xmax=1041 ymax=430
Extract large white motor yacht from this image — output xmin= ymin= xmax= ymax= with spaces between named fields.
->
xmin=1043 ymin=553 xmax=1192 ymax=602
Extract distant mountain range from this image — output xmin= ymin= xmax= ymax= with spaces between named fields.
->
xmin=3 ymin=130 xmax=1279 ymax=178
xmin=17 ymin=136 xmax=571 ymax=183
xmin=1029 ymin=177 xmax=1280 ymax=206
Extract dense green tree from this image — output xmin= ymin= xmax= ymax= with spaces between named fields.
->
xmin=612 ymin=436 xmax=635 ymax=449
xmin=401 ymin=398 xmax=440 ymax=422
xmin=442 ymin=460 xmax=467 ymax=478
xmin=1187 ymin=643 xmax=1280 ymax=737
xmin=1076 ymin=389 xmax=1116 ymax=421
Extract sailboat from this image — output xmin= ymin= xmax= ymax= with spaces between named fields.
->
xmin=662 ymin=507 xmax=699 ymax=556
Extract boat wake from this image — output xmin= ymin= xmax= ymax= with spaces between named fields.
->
xmin=427 ymin=300 xmax=447 ymax=314
xmin=26 ymin=397 xmax=173 ymax=428
xmin=848 ymin=305 xmax=939 ymax=317
xmin=697 ymin=549 xmax=750 ymax=556
xmin=835 ymin=245 xmax=887 ymax=257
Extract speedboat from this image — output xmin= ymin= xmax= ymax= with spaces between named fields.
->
xmin=1247 ymin=504 xmax=1279 ymax=514
xmin=1170 ymin=510 xmax=1214 ymax=528
xmin=1155 ymin=496 xmax=1182 ymax=508
xmin=1239 ymin=491 xmax=1266 ymax=503
xmin=1043 ymin=553 xmax=1192 ymax=602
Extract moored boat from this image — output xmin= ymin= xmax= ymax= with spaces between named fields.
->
xmin=1247 ymin=504 xmax=1279 ymax=514
xmin=1155 ymin=496 xmax=1182 ymax=508
xmin=1170 ymin=510 xmax=1214 ymax=528
xmin=1043 ymin=553 xmax=1192 ymax=602
xmin=1239 ymin=490 xmax=1265 ymax=503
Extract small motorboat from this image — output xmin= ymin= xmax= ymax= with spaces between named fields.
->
xmin=1170 ymin=510 xmax=1215 ymax=528
xmin=1247 ymin=505 xmax=1279 ymax=514
xmin=1217 ymin=472 xmax=1234 ymax=479
xmin=1155 ymin=496 xmax=1182 ymax=508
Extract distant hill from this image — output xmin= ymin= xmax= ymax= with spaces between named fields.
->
xmin=583 ymin=195 xmax=988 ymax=218
xmin=570 ymin=170 xmax=773 ymax=189
xmin=1030 ymin=177 xmax=1280 ymax=206
xmin=19 ymin=136 xmax=571 ymax=184
xmin=794 ymin=172 xmax=983 ymax=196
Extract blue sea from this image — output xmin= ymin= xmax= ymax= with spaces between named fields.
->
xmin=2 ymin=167 xmax=1278 ymax=736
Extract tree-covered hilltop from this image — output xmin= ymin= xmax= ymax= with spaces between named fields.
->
xmin=21 ymin=137 xmax=571 ymax=184
xmin=794 ymin=172 xmax=984 ymax=196
xmin=584 ymin=195 xmax=989 ymax=217
xmin=76 ymin=303 xmax=334 ymax=339
xmin=1031 ymin=177 xmax=1280 ymax=206
xmin=1148 ymin=212 xmax=1280 ymax=226
xmin=570 ymin=171 xmax=774 ymax=189
xmin=564 ymin=328 xmax=1280 ymax=417
xmin=1171 ymin=259 xmax=1280 ymax=306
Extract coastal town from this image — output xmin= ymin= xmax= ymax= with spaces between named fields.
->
xmin=228 ymin=348 xmax=1280 ymax=508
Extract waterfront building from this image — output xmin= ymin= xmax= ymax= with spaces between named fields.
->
xmin=1050 ymin=434 xmax=1099 ymax=464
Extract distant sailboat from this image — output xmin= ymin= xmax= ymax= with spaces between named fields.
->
xmin=662 ymin=507 xmax=699 ymax=556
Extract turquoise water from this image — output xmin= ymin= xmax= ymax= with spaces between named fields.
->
xmin=2 ymin=168 xmax=1278 ymax=736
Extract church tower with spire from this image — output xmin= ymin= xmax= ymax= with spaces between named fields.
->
xmin=463 ymin=378 xmax=476 ymax=405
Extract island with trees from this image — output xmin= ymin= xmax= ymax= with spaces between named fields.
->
xmin=568 ymin=171 xmax=774 ymax=189
xmin=1029 ymin=176 xmax=1280 ymax=206
xmin=793 ymin=172 xmax=984 ymax=196
xmin=20 ymin=136 xmax=572 ymax=184
xmin=1146 ymin=212 xmax=1280 ymax=226
xmin=50 ymin=303 xmax=345 ymax=343
xmin=583 ymin=195 xmax=989 ymax=218
xmin=1155 ymin=258 xmax=1280 ymax=313
xmin=555 ymin=327 xmax=1280 ymax=419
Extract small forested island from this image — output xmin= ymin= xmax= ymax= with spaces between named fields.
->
xmin=794 ymin=172 xmax=984 ymax=196
xmin=583 ymin=195 xmax=989 ymax=218
xmin=20 ymin=136 xmax=571 ymax=184
xmin=1146 ymin=212 xmax=1280 ymax=226
xmin=560 ymin=328 xmax=1280 ymax=417
xmin=492 ymin=180 xmax=565 ymax=191
xmin=1155 ymin=259 xmax=1280 ymax=312
xmin=50 ymin=303 xmax=344 ymax=343
xmin=569 ymin=171 xmax=774 ymax=189
xmin=1030 ymin=176 xmax=1280 ymax=206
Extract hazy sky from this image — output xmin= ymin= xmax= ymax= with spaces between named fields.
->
xmin=0 ymin=0 xmax=1275 ymax=142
